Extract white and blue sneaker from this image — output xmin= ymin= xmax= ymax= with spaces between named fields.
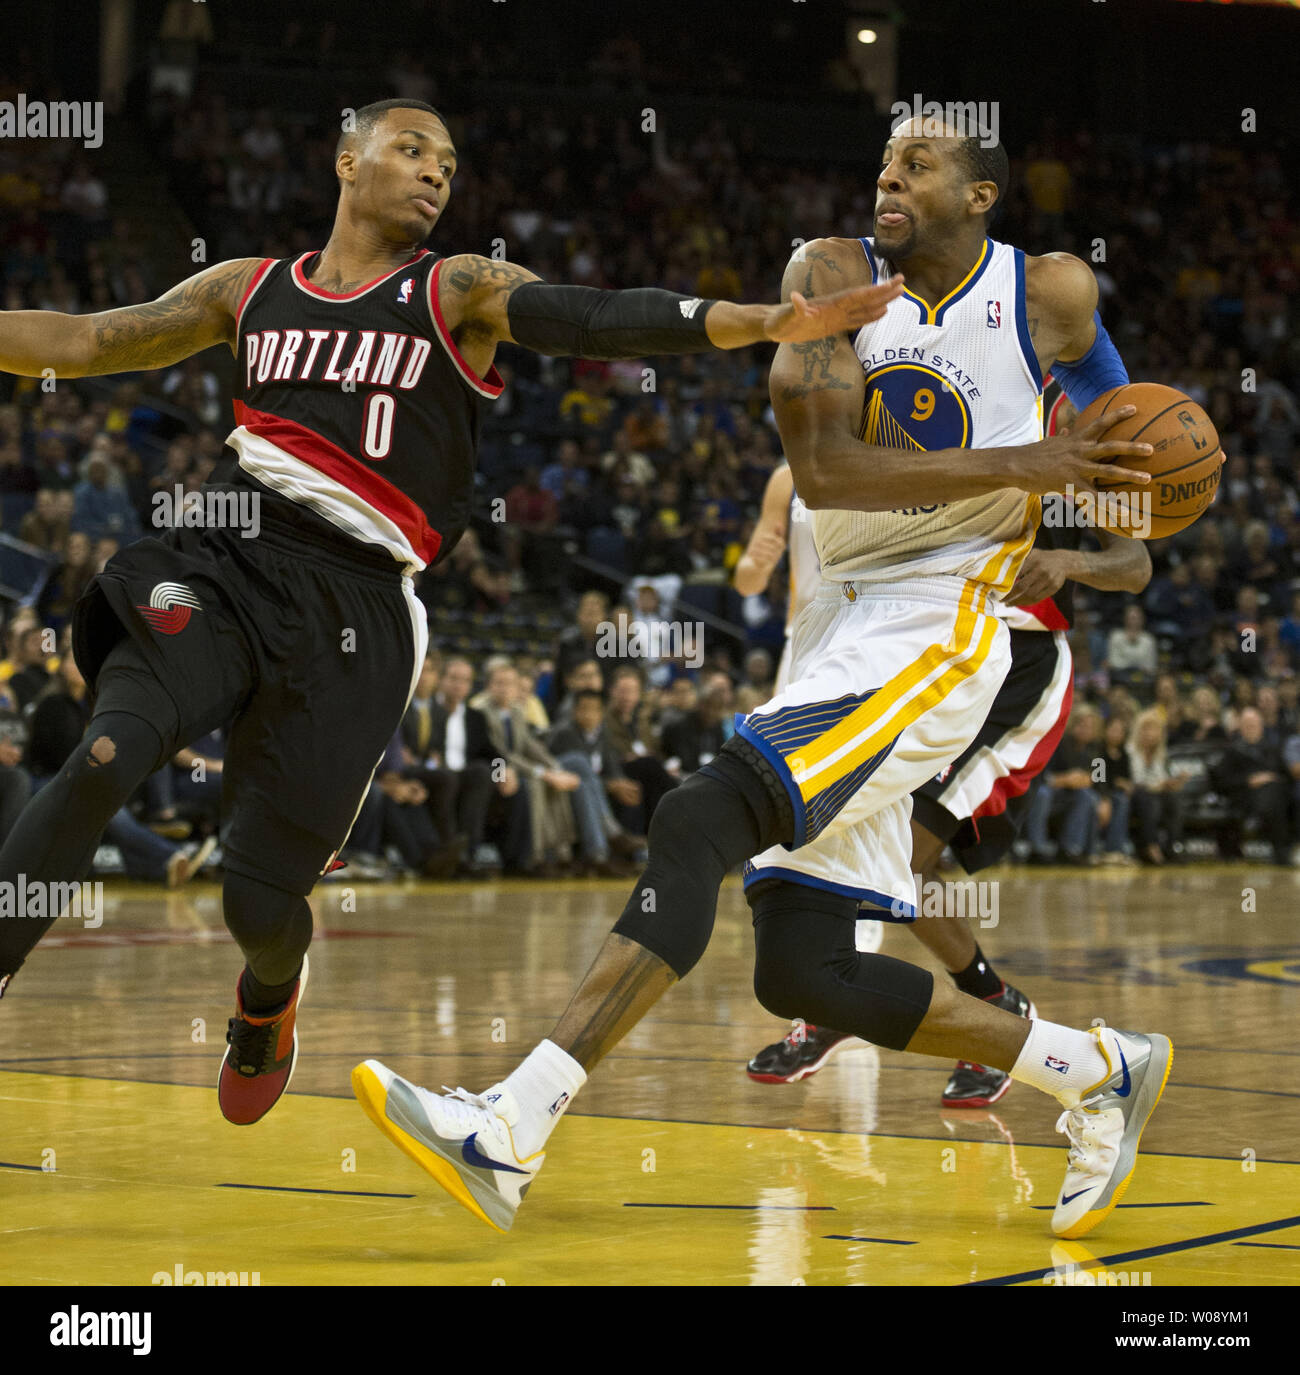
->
xmin=1052 ymin=1026 xmax=1174 ymax=1238
xmin=351 ymin=1060 xmax=541 ymax=1232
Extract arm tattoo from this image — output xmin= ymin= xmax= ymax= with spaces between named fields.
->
xmin=441 ymin=255 xmax=543 ymax=346
xmin=776 ymin=336 xmax=853 ymax=402
xmin=89 ymin=259 xmax=261 ymax=373
xmin=553 ymin=934 xmax=677 ymax=1069
xmin=799 ymin=247 xmax=843 ymax=300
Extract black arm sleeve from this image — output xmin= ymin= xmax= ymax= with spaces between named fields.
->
xmin=505 ymin=282 xmax=718 ymax=359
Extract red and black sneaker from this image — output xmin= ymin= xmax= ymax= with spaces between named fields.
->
xmin=218 ymin=956 xmax=309 ymax=1125
xmin=746 ymin=1021 xmax=857 ymax=1084
xmin=941 ymin=980 xmax=1037 ymax=1108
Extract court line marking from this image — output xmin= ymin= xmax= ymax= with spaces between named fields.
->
xmin=967 ymin=1213 xmax=1300 ymax=1286
xmin=2 ymin=1070 xmax=1298 ymax=1167
xmin=623 ymin=1202 xmax=835 ymax=1211
xmin=0 ymin=1160 xmax=46 ymax=1172
xmin=217 ymin=1182 xmax=416 ymax=1199
xmin=823 ymin=1234 xmax=916 ymax=1245
xmin=1233 ymin=1241 xmax=1300 ymax=1251
xmin=1030 ymin=1201 xmax=1211 ymax=1210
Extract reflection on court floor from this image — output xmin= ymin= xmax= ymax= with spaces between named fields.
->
xmin=1 ymin=866 xmax=1297 ymax=1285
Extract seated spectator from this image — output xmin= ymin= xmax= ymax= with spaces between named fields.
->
xmin=72 ymin=456 xmax=141 ymax=542
xmin=18 ymin=489 xmax=69 ymax=553
xmin=1171 ymin=685 xmax=1227 ymax=745
xmin=481 ymin=659 xmax=577 ymax=874
xmin=404 ymin=655 xmax=498 ymax=876
xmin=0 ymin=608 xmax=40 ymax=684
xmin=741 ymin=648 xmax=775 ymax=700
xmin=539 ymin=439 xmax=586 ymax=502
xmin=512 ymin=656 xmax=551 ymax=732
xmin=1145 ymin=560 xmax=1213 ymax=649
xmin=7 ymin=625 xmax=56 ymax=709
xmin=168 ymin=728 xmax=226 ymax=833
xmin=0 ymin=683 xmax=30 ymax=846
xmin=1024 ymin=707 xmax=1105 ymax=864
xmin=1278 ymin=592 xmax=1300 ymax=661
xmin=547 ymin=591 xmax=608 ymax=704
xmin=1107 ymin=604 xmax=1158 ymax=680
xmin=1127 ymin=708 xmax=1187 ymax=865
xmin=1095 ymin=715 xmax=1136 ymax=864
xmin=547 ymin=689 xmax=644 ymax=876
xmin=551 ymin=656 xmax=604 ymax=729
xmin=349 ymin=728 xmax=464 ymax=879
xmin=604 ymin=665 xmax=677 ymax=830
xmin=1212 ymin=706 xmax=1293 ymax=865
xmin=660 ymin=678 xmax=732 ymax=777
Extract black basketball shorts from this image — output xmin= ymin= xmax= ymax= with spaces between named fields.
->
xmin=911 ymin=628 xmax=1073 ymax=873
xmin=72 ymin=508 xmax=427 ymax=894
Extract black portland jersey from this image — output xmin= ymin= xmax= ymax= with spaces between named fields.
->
xmin=227 ymin=249 xmax=502 ymax=570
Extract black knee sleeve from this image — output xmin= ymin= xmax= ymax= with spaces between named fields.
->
xmin=611 ymin=756 xmax=782 ymax=979
xmin=222 ymin=870 xmax=312 ymax=990
xmin=698 ymin=734 xmax=795 ymax=846
xmin=750 ymin=881 xmax=934 ymax=1051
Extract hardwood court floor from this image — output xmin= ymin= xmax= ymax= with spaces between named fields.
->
xmin=1 ymin=865 xmax=1297 ymax=1286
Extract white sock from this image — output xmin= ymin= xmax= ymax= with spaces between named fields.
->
xmin=1010 ymin=1020 xmax=1111 ymax=1106
xmin=499 ymin=1040 xmax=587 ymax=1157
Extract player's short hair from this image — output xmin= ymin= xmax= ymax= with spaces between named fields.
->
xmin=336 ymin=99 xmax=447 ymax=161
xmin=954 ymin=136 xmax=1010 ymax=226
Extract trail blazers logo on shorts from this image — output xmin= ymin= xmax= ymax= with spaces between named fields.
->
xmin=136 ymin=581 xmax=203 ymax=635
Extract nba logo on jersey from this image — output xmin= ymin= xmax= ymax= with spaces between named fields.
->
xmin=1045 ymin=1055 xmax=1070 ymax=1074
xmin=986 ymin=300 xmax=1001 ymax=328
xmin=935 ymin=762 xmax=953 ymax=785
xmin=397 ymin=276 xmax=414 ymax=304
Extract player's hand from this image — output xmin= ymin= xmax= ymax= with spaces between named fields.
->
xmin=544 ymin=769 xmax=581 ymax=792
xmin=1004 ymin=549 xmax=1074 ymax=607
xmin=499 ymin=765 xmax=520 ymax=797
xmin=762 ymin=278 xmax=905 ymax=343
xmin=1013 ymin=405 xmax=1154 ymax=495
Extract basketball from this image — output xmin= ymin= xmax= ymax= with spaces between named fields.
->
xmin=1072 ymin=383 xmax=1223 ymax=539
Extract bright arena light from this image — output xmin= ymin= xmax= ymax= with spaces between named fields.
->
xmin=856 ymin=28 xmax=878 ymax=44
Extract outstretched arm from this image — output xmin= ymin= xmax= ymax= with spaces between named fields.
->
xmin=1005 ymin=530 xmax=1152 ymax=607
xmin=733 ymin=463 xmax=794 ymax=596
xmin=0 ymin=258 xmax=265 ymax=379
xmin=435 ymin=252 xmax=904 ymax=375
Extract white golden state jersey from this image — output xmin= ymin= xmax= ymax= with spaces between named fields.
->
xmin=786 ymin=484 xmax=821 ymax=629
xmin=812 ymin=235 xmax=1043 ymax=599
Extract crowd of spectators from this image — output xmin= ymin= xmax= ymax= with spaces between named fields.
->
xmin=0 ymin=56 xmax=1297 ymax=878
